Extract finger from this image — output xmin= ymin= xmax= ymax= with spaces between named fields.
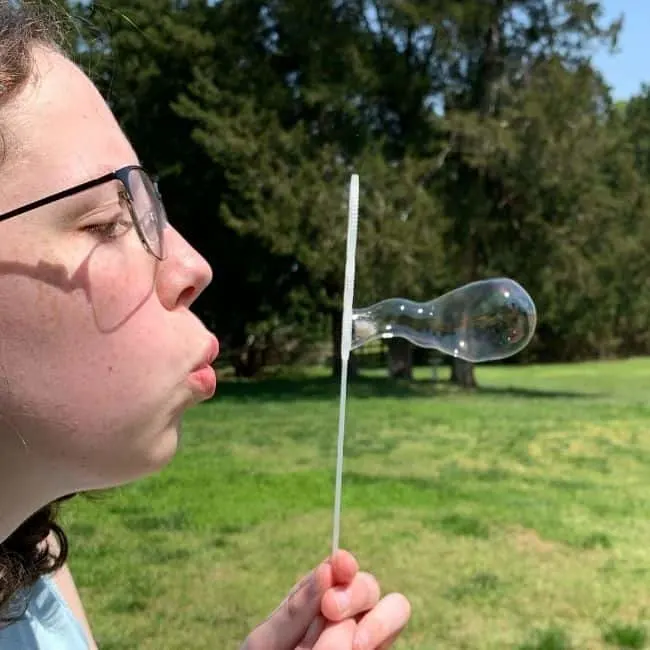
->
xmin=329 ymin=549 xmax=359 ymax=586
xmin=321 ymin=571 xmax=381 ymax=622
xmin=296 ymin=615 xmax=326 ymax=650
xmin=352 ymin=593 xmax=411 ymax=650
xmin=312 ymin=619 xmax=357 ymax=650
xmin=242 ymin=561 xmax=334 ymax=650
xmin=377 ymin=630 xmax=402 ymax=650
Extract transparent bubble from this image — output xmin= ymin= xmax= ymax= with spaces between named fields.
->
xmin=351 ymin=278 xmax=536 ymax=362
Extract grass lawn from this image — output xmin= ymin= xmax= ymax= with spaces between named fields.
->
xmin=63 ymin=358 xmax=650 ymax=649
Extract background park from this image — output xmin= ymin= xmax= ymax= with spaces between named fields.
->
xmin=52 ymin=0 xmax=650 ymax=647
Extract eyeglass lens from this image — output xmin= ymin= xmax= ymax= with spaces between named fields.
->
xmin=127 ymin=168 xmax=168 ymax=259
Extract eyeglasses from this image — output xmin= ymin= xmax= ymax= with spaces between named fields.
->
xmin=0 ymin=165 xmax=168 ymax=260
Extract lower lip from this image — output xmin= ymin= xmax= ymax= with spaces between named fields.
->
xmin=188 ymin=365 xmax=217 ymax=396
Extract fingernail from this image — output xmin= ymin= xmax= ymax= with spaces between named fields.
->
xmin=353 ymin=631 xmax=369 ymax=650
xmin=335 ymin=590 xmax=350 ymax=614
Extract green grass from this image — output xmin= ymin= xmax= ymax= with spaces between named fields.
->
xmin=62 ymin=357 xmax=650 ymax=649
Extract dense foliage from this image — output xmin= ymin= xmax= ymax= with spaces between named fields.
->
xmin=63 ymin=0 xmax=650 ymax=383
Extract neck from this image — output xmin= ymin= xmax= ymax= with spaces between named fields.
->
xmin=0 ymin=424 xmax=65 ymax=544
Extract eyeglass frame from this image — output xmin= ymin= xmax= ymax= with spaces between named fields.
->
xmin=0 ymin=164 xmax=168 ymax=260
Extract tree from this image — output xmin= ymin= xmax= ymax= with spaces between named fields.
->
xmin=66 ymin=0 xmax=650 ymax=380
xmin=431 ymin=0 xmax=621 ymax=384
xmin=340 ymin=0 xmax=622 ymax=384
xmin=176 ymin=81 xmax=448 ymax=373
xmin=174 ymin=0 xmax=450 ymax=376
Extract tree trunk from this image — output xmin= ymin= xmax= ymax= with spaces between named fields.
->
xmin=450 ymin=358 xmax=477 ymax=389
xmin=331 ymin=309 xmax=358 ymax=378
xmin=450 ymin=5 xmax=503 ymax=390
xmin=230 ymin=334 xmax=268 ymax=378
xmin=386 ymin=338 xmax=413 ymax=380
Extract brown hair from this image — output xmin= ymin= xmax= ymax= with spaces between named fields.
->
xmin=0 ymin=0 xmax=55 ymax=99
xmin=0 ymin=0 xmax=72 ymax=623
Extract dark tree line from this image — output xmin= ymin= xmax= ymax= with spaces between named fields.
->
xmin=58 ymin=0 xmax=650 ymax=385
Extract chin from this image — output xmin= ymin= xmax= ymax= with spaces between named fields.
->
xmin=76 ymin=415 xmax=186 ymax=492
xmin=104 ymin=421 xmax=183 ymax=489
xmin=142 ymin=421 xmax=182 ymax=474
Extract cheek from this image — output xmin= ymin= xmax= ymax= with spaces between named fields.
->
xmin=84 ymin=237 xmax=159 ymax=332
xmin=0 ymin=237 xmax=164 ymax=442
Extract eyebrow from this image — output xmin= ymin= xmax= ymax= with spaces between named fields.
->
xmin=49 ymin=181 xmax=125 ymax=228
xmin=77 ymin=196 xmax=123 ymax=218
xmin=0 ymin=172 xmax=117 ymax=222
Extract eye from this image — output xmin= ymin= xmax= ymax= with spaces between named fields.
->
xmin=84 ymin=216 xmax=133 ymax=240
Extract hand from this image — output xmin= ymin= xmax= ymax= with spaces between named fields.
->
xmin=241 ymin=550 xmax=411 ymax=650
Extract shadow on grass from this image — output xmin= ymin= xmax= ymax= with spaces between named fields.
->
xmin=445 ymin=570 xmax=501 ymax=602
xmin=212 ymin=375 xmax=601 ymax=402
xmin=517 ymin=626 xmax=574 ymax=650
xmin=477 ymin=385 xmax=605 ymax=399
xmin=602 ymin=621 xmax=648 ymax=648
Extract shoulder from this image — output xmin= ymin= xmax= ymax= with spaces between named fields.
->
xmin=0 ymin=574 xmax=90 ymax=648
xmin=43 ymin=531 xmax=97 ymax=648
xmin=50 ymin=563 xmax=97 ymax=649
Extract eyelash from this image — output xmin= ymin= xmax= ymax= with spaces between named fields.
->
xmin=84 ymin=217 xmax=134 ymax=241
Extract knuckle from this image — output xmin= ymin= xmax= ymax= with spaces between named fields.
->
xmin=286 ymin=588 xmax=303 ymax=620
xmin=284 ymin=572 xmax=313 ymax=621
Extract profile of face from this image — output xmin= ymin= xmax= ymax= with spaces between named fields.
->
xmin=0 ymin=46 xmax=217 ymax=501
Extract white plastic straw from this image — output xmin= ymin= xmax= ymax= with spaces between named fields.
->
xmin=332 ymin=174 xmax=360 ymax=555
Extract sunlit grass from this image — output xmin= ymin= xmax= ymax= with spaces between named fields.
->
xmin=64 ymin=358 xmax=650 ymax=649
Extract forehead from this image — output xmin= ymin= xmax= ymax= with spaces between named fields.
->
xmin=0 ymin=46 xmax=136 ymax=209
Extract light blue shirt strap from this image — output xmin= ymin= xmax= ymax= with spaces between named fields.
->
xmin=0 ymin=575 xmax=89 ymax=648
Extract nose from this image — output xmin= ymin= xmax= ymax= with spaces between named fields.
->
xmin=155 ymin=226 xmax=213 ymax=310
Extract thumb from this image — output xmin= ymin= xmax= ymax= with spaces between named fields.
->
xmin=241 ymin=560 xmax=333 ymax=650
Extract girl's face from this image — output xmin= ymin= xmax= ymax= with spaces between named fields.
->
xmin=0 ymin=47 xmax=217 ymax=495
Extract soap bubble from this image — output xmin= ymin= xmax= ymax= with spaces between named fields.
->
xmin=351 ymin=278 xmax=536 ymax=362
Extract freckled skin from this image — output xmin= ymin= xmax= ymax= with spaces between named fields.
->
xmin=0 ymin=46 xmax=215 ymax=536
